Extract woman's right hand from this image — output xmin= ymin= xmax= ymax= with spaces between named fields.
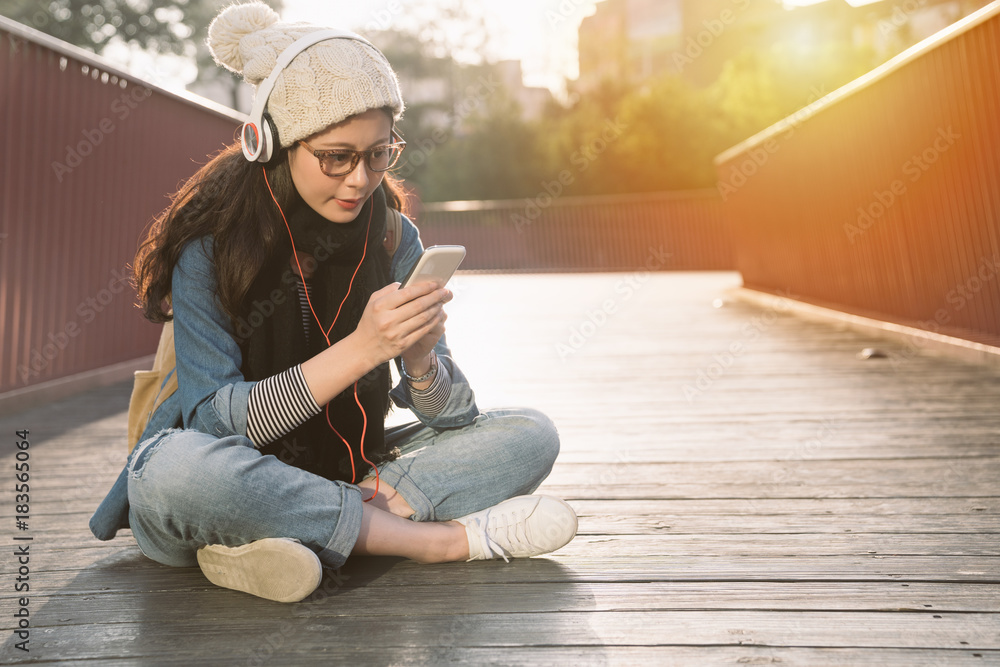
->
xmin=352 ymin=282 xmax=452 ymax=367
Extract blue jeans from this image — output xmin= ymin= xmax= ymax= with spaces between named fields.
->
xmin=126 ymin=408 xmax=559 ymax=569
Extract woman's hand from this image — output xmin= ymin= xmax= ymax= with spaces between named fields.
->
xmin=400 ymin=323 xmax=446 ymax=377
xmin=353 ymin=282 xmax=452 ymax=369
xmin=300 ymin=281 xmax=451 ymax=408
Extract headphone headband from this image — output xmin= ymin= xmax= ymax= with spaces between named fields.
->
xmin=242 ymin=28 xmax=378 ymax=162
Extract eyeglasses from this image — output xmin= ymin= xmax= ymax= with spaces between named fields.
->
xmin=298 ymin=130 xmax=406 ymax=177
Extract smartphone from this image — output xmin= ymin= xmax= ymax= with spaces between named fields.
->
xmin=400 ymin=245 xmax=466 ymax=289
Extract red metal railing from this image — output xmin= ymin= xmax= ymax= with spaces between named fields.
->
xmin=414 ymin=190 xmax=733 ymax=272
xmin=0 ymin=17 xmax=242 ymax=395
xmin=715 ymin=2 xmax=1000 ymax=348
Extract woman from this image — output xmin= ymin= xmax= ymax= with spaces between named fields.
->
xmin=89 ymin=3 xmax=577 ymax=603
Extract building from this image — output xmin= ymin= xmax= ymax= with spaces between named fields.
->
xmin=494 ymin=59 xmax=555 ymax=121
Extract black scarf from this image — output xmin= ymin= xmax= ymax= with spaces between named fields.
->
xmin=238 ymin=186 xmax=397 ymax=482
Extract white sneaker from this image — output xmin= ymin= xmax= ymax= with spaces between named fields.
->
xmin=454 ymin=495 xmax=578 ymax=562
xmin=196 ymin=537 xmax=322 ymax=603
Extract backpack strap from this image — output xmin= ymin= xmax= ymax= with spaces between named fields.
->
xmin=383 ymin=208 xmax=403 ymax=258
xmin=127 ymin=319 xmax=177 ymax=453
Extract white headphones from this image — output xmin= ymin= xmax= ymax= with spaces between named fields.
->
xmin=241 ymin=28 xmax=379 ymax=163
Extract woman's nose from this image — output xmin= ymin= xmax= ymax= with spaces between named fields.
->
xmin=344 ymin=157 xmax=370 ymax=188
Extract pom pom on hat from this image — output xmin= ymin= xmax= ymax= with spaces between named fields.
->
xmin=207 ymin=2 xmax=404 ymax=147
xmin=208 ymin=3 xmax=281 ymax=75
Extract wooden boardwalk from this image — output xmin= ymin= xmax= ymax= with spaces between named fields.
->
xmin=2 ymin=272 xmax=999 ymax=665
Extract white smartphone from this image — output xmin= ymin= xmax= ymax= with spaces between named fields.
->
xmin=400 ymin=245 xmax=466 ymax=289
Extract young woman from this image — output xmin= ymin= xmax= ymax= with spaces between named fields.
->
xmin=89 ymin=3 xmax=576 ymax=603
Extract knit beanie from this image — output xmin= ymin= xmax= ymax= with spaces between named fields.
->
xmin=207 ymin=2 xmax=404 ymax=147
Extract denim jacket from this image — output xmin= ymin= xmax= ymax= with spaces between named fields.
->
xmin=90 ymin=214 xmax=479 ymax=540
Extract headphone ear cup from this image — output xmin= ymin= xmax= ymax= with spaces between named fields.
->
xmin=259 ymin=111 xmax=280 ymax=164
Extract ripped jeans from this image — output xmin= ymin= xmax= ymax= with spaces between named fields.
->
xmin=125 ymin=408 xmax=559 ymax=568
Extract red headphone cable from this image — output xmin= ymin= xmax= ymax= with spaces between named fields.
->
xmin=263 ymin=167 xmax=380 ymax=500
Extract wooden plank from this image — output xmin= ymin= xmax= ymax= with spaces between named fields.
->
xmin=8 ymin=647 xmax=996 ymax=666
xmin=572 ymin=498 xmax=1000 ymax=514
xmin=4 ymin=550 xmax=999 ymax=586
xmin=537 ymin=483 xmax=1000 ymax=501
xmin=543 ymin=459 xmax=1000 ymax=484
xmin=6 ymin=611 xmax=999 ymax=661
xmin=539 ymin=488 xmax=1000 ymax=502
xmin=9 ymin=531 xmax=1000 ymax=560
xmin=571 ymin=514 xmax=1000 ymax=535
xmin=14 ymin=506 xmax=1000 ymax=538
xmin=15 ymin=582 xmax=1000 ymax=623
xmin=7 ymin=530 xmax=1000 ymax=583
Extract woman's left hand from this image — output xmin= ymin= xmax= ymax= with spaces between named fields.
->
xmin=400 ymin=306 xmax=447 ymax=377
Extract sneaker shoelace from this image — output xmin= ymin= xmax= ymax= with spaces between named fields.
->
xmin=467 ymin=505 xmax=535 ymax=563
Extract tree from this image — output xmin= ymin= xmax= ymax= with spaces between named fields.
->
xmin=1 ymin=0 xmax=283 ymax=108
xmin=417 ymin=84 xmax=546 ymax=202
xmin=6 ymin=0 xmax=203 ymax=56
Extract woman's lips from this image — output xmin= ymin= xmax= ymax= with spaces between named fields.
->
xmin=334 ymin=197 xmax=361 ymax=210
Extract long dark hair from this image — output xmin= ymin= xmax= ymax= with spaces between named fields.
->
xmin=135 ymin=118 xmax=409 ymax=325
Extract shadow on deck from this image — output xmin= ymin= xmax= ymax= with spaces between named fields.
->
xmin=2 ymin=272 xmax=998 ymax=665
